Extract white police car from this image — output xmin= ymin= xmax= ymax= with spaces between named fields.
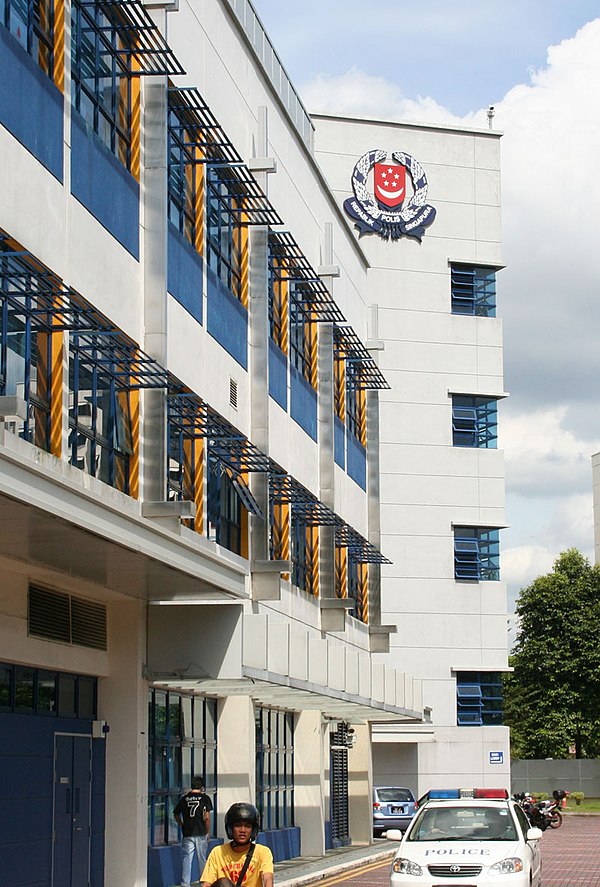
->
xmin=387 ymin=789 xmax=543 ymax=887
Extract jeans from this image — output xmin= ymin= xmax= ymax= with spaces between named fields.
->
xmin=181 ymin=834 xmax=209 ymax=887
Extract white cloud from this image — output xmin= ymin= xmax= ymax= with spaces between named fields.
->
xmin=300 ymin=67 xmax=458 ymax=125
xmin=502 ymin=406 xmax=600 ymax=497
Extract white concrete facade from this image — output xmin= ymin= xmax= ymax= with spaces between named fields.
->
xmin=312 ymin=113 xmax=511 ymax=793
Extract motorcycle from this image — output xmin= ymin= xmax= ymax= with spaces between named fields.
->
xmin=512 ymin=790 xmax=564 ymax=830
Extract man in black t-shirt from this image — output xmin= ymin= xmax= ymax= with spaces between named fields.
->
xmin=174 ymin=777 xmax=213 ymax=887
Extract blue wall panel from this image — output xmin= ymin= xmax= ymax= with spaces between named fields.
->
xmin=290 ymin=365 xmax=317 ymax=441
xmin=0 ymin=25 xmax=63 ymax=180
xmin=256 ymin=827 xmax=301 ymax=862
xmin=206 ymin=266 xmax=248 ymax=369
xmin=168 ymin=223 xmax=203 ymax=324
xmin=334 ymin=416 xmax=345 ymax=469
xmin=71 ymin=110 xmax=140 ymax=259
xmin=0 ymin=712 xmax=105 ymax=887
xmin=148 ymin=838 xmax=223 ymax=887
xmin=347 ymin=434 xmax=367 ymax=490
xmin=269 ymin=339 xmax=288 ymax=410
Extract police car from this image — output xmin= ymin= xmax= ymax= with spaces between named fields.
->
xmin=387 ymin=789 xmax=543 ymax=887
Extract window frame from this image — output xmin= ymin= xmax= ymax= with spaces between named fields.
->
xmin=454 ymin=526 xmax=500 ymax=581
xmin=206 ymin=166 xmax=244 ymax=302
xmin=452 ymin=395 xmax=498 ymax=448
xmin=450 ymin=264 xmax=497 ymax=317
xmin=456 ymin=671 xmax=503 ymax=726
xmin=2 ymin=0 xmax=54 ymax=79
xmin=148 ymin=689 xmax=217 ymax=848
xmin=255 ymin=706 xmax=294 ymax=832
xmin=71 ymin=0 xmax=133 ymax=170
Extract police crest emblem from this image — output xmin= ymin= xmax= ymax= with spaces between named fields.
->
xmin=343 ymin=149 xmax=436 ymax=242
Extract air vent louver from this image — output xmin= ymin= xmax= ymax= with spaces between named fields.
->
xmin=28 ymin=586 xmax=107 ymax=650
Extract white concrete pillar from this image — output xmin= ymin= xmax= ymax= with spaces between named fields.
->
xmin=216 ymin=696 xmax=256 ymax=837
xmin=294 ymin=710 xmax=326 ymax=856
xmin=348 ymin=724 xmax=373 ymax=845
xmin=101 ymin=598 xmax=148 ymax=887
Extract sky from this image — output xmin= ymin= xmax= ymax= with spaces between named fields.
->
xmin=252 ymin=0 xmax=600 ymax=634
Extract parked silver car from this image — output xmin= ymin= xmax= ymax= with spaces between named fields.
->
xmin=373 ymin=786 xmax=417 ymax=836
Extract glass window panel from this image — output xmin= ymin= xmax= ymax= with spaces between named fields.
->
xmin=154 ymin=692 xmax=167 ymax=738
xmin=0 ymin=665 xmax=13 ymax=709
xmin=168 ymin=794 xmax=180 ymax=843
xmin=58 ymin=674 xmax=77 ymax=717
xmin=37 ymin=671 xmax=57 ymax=714
xmin=182 ymin=746 xmax=192 ymax=787
xmin=168 ymin=697 xmax=182 ymax=740
xmin=193 ymin=697 xmax=204 ymax=740
xmin=154 ymin=746 xmax=168 ymax=791
xmin=154 ymin=796 xmax=166 ymax=846
xmin=78 ymin=677 xmax=96 ymax=718
xmin=15 ymin=667 xmax=34 ymax=711
xmin=181 ymin=696 xmax=193 ymax=740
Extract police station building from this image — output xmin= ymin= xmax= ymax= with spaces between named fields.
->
xmin=0 ymin=1 xmax=509 ymax=885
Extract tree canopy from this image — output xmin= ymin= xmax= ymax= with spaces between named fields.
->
xmin=504 ymin=548 xmax=600 ymax=759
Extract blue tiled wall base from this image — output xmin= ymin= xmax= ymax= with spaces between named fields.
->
xmin=148 ymin=838 xmax=223 ymax=887
xmin=207 ymin=266 xmax=248 ymax=369
xmin=0 ymin=712 xmax=105 ymax=887
xmin=269 ymin=339 xmax=288 ymax=409
xmin=256 ymin=828 xmax=301 ymax=863
xmin=0 ymin=26 xmax=63 ymax=180
xmin=334 ymin=416 xmax=346 ymax=468
xmin=347 ymin=434 xmax=367 ymax=490
xmin=168 ymin=223 xmax=203 ymax=323
xmin=71 ymin=110 xmax=140 ymax=259
xmin=290 ymin=364 xmax=317 ymax=441
xmin=325 ymin=821 xmax=333 ymax=850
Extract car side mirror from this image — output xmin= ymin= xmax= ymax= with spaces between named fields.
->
xmin=527 ymin=827 xmax=543 ymax=841
xmin=386 ymin=829 xmax=404 ymax=842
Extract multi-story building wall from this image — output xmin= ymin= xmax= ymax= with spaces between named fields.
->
xmin=0 ymin=2 xmax=509 ymax=886
xmin=313 ymin=114 xmax=511 ymax=792
xmin=0 ymin=2 xmax=425 ymax=886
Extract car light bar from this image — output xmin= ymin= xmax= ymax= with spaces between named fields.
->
xmin=420 ymin=788 xmax=509 ymax=802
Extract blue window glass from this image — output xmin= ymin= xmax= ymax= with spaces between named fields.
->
xmin=454 ymin=526 xmax=500 ymax=581
xmin=456 ymin=671 xmax=503 ymax=726
xmin=2 ymin=0 xmax=54 ymax=77
xmin=167 ymin=104 xmax=197 ymax=246
xmin=452 ymin=395 xmax=498 ymax=448
xmin=346 ymin=559 xmax=359 ymax=620
xmin=255 ymin=707 xmax=295 ymax=831
xmin=207 ymin=456 xmax=242 ymax=555
xmin=68 ymin=337 xmax=134 ymax=491
xmin=71 ymin=0 xmax=132 ymax=169
xmin=0 ymin=246 xmax=52 ymax=451
xmin=148 ymin=689 xmax=217 ymax=847
xmin=451 ymin=265 xmax=496 ymax=317
xmin=0 ymin=662 xmax=96 ymax=717
xmin=206 ymin=167 xmax=243 ymax=301
xmin=289 ymin=285 xmax=315 ymax=386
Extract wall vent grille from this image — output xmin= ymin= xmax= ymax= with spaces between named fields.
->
xmin=28 ymin=585 xmax=107 ymax=650
xmin=229 ymin=377 xmax=238 ymax=409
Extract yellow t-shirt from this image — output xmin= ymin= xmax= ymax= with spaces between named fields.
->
xmin=201 ymin=841 xmax=274 ymax=887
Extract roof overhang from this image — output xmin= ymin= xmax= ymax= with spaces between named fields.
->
xmin=153 ymin=666 xmax=425 ymax=725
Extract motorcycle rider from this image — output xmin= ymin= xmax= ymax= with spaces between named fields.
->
xmin=200 ymin=803 xmax=274 ymax=887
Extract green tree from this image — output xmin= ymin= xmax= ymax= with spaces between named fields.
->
xmin=504 ymin=548 xmax=600 ymax=759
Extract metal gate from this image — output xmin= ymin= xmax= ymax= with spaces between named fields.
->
xmin=330 ymin=723 xmax=351 ymax=847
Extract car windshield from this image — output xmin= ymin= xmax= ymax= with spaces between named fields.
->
xmin=407 ymin=806 xmax=518 ymax=842
xmin=377 ymin=789 xmax=414 ymax=803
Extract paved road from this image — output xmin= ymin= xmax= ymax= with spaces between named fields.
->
xmin=313 ymin=816 xmax=600 ymax=887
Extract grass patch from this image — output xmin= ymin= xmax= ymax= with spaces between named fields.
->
xmin=564 ymin=797 xmax=600 ymax=813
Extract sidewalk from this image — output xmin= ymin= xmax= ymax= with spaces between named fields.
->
xmin=275 ymin=840 xmax=396 ymax=887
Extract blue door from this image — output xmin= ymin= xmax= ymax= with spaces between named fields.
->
xmin=53 ymin=734 xmax=92 ymax=886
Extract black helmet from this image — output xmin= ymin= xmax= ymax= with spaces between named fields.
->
xmin=225 ymin=802 xmax=260 ymax=840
